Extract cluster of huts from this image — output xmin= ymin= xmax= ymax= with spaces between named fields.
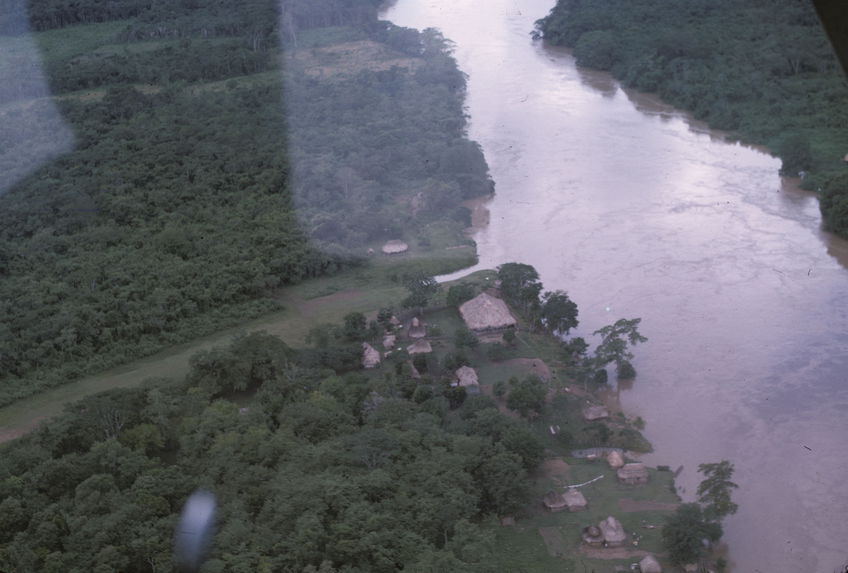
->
xmin=540 ymin=449 xmax=660 ymax=569
xmin=360 ymin=315 xmax=434 ymax=370
xmin=360 ymin=291 xmax=518 ymax=395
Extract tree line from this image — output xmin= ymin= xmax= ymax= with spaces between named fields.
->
xmin=536 ymin=0 xmax=848 ymax=238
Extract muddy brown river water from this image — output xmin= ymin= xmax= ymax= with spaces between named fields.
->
xmin=381 ymin=0 xmax=848 ymax=571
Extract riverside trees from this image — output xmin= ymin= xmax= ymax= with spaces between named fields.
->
xmin=662 ymin=460 xmax=738 ymax=566
xmin=536 ymin=0 xmax=848 ymax=237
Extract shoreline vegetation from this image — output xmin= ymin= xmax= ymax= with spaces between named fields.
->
xmin=535 ymin=0 xmax=848 ymax=237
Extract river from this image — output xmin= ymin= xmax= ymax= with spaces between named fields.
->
xmin=381 ymin=0 xmax=848 ymax=571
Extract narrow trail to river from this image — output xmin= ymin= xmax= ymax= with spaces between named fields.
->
xmin=382 ymin=1 xmax=848 ymax=571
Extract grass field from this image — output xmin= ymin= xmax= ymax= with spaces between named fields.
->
xmin=0 ymin=251 xmax=476 ymax=442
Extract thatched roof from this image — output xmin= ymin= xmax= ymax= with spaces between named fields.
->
xmin=563 ymin=488 xmax=587 ymax=511
xmin=617 ymin=463 xmax=649 ymax=485
xmin=581 ymin=525 xmax=603 ymax=546
xmin=382 ymin=334 xmax=396 ymax=350
xmin=381 ymin=240 xmax=408 ymax=254
xmin=407 ymin=340 xmax=432 ymax=354
xmin=361 ymin=343 xmax=381 ymax=369
xmin=582 ymin=405 xmax=609 ymax=421
xmin=454 ymin=366 xmax=479 ymax=387
xmin=639 ymin=555 xmax=662 ymax=573
xmin=459 ymin=292 xmax=517 ymax=331
xmin=542 ymin=491 xmax=568 ymax=512
xmin=607 ymin=450 xmax=625 ymax=469
xmin=408 ymin=317 xmax=426 ymax=339
xmin=389 ymin=316 xmax=401 ymax=327
xmin=599 ymin=516 xmax=626 ymax=547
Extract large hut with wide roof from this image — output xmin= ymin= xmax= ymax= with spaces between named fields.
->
xmin=459 ymin=292 xmax=517 ymax=332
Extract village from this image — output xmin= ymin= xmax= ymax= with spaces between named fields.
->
xmin=353 ymin=261 xmax=693 ymax=572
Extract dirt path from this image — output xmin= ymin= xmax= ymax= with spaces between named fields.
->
xmin=501 ymin=357 xmax=552 ymax=380
xmin=618 ymin=498 xmax=680 ymax=512
xmin=578 ymin=545 xmax=652 ymax=560
xmin=0 ymin=284 xmax=403 ymax=444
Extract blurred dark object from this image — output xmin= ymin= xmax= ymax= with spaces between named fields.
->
xmin=174 ymin=490 xmax=217 ymax=573
xmin=811 ymin=0 xmax=848 ymax=75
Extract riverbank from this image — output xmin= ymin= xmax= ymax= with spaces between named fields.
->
xmin=536 ymin=0 xmax=848 ymax=235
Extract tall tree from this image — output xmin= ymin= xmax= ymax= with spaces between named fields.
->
xmin=593 ymin=318 xmax=647 ymax=377
xmin=539 ymin=290 xmax=578 ymax=335
xmin=497 ymin=263 xmax=542 ymax=315
xmin=697 ymin=460 xmax=739 ymax=521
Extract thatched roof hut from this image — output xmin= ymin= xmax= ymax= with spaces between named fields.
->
xmin=361 ymin=343 xmax=381 ymax=369
xmin=582 ymin=405 xmax=609 ymax=421
xmin=599 ymin=516 xmax=626 ymax=547
xmin=639 ymin=555 xmax=662 ymax=573
xmin=581 ymin=525 xmax=604 ymax=547
xmin=382 ymin=334 xmax=396 ymax=350
xmin=607 ymin=450 xmax=625 ymax=469
xmin=381 ymin=240 xmax=408 ymax=255
xmin=617 ymin=463 xmax=649 ymax=485
xmin=542 ymin=491 xmax=568 ymax=512
xmin=459 ymin=292 xmax=517 ymax=331
xmin=408 ymin=317 xmax=427 ymax=339
xmin=407 ymin=340 xmax=432 ymax=355
xmin=563 ymin=488 xmax=587 ymax=512
xmin=453 ymin=366 xmax=479 ymax=388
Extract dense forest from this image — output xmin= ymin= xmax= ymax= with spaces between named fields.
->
xmin=0 ymin=329 xmax=541 ymax=572
xmin=0 ymin=0 xmax=490 ymax=405
xmin=536 ymin=0 xmax=848 ymax=236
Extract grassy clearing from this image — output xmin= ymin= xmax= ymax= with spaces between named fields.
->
xmin=488 ymin=459 xmax=679 ymax=572
xmin=0 ymin=252 xmax=473 ymax=442
xmin=32 ymin=20 xmax=128 ymax=62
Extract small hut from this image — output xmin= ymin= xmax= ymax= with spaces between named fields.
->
xmin=382 ymin=334 xmax=396 ymax=350
xmin=381 ymin=240 xmax=409 ymax=255
xmin=388 ymin=316 xmax=401 ymax=328
xmin=361 ymin=343 xmax=381 ymax=369
xmin=453 ymin=366 xmax=479 ymax=388
xmin=407 ymin=340 xmax=432 ymax=355
xmin=459 ymin=292 xmax=517 ymax=331
xmin=542 ymin=491 xmax=568 ymax=513
xmin=607 ymin=450 xmax=625 ymax=469
xmin=598 ymin=516 xmax=626 ymax=548
xmin=563 ymin=488 xmax=587 ymax=512
xmin=639 ymin=555 xmax=662 ymax=573
xmin=617 ymin=463 xmax=649 ymax=485
xmin=408 ymin=317 xmax=427 ymax=339
xmin=582 ymin=405 xmax=610 ymax=421
xmin=581 ymin=525 xmax=604 ymax=547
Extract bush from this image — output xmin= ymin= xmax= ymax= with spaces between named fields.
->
xmin=617 ymin=361 xmax=637 ymax=380
xmin=443 ymin=351 xmax=469 ymax=371
xmin=454 ymin=327 xmax=480 ymax=349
